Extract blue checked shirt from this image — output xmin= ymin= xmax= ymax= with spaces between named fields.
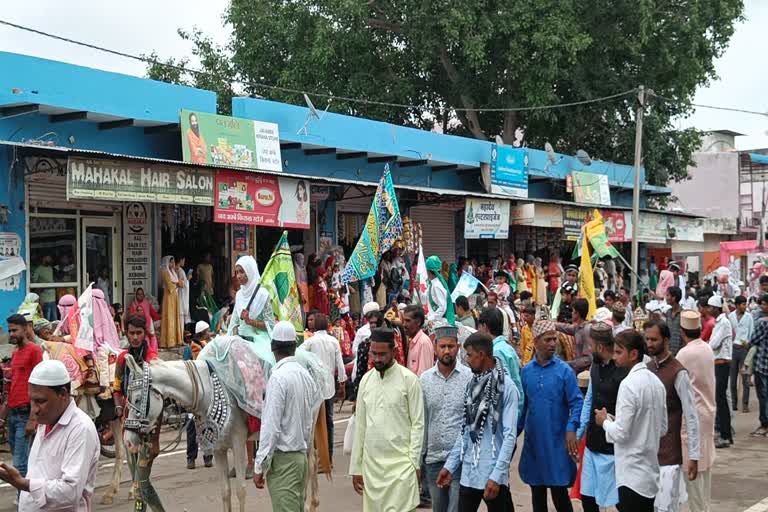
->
xmin=420 ymin=362 xmax=473 ymax=464
xmin=750 ymin=317 xmax=768 ymax=376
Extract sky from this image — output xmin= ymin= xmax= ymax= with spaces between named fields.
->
xmin=0 ymin=0 xmax=766 ymax=149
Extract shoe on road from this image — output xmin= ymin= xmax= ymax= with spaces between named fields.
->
xmin=187 ymin=459 xmax=196 ymax=470
xmin=204 ymin=455 xmax=213 ymax=468
xmin=750 ymin=427 xmax=768 ymax=437
xmin=715 ymin=438 xmax=731 ymax=449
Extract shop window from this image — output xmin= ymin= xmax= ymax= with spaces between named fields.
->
xmin=29 ymin=217 xmax=78 ymax=303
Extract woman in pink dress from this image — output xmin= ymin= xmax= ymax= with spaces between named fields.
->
xmin=128 ymin=287 xmax=160 ymax=352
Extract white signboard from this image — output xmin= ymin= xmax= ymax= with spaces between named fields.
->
xmin=0 ymin=232 xmax=24 ymax=291
xmin=464 ymin=198 xmax=510 ymax=239
xmin=123 ymin=203 xmax=152 ymax=297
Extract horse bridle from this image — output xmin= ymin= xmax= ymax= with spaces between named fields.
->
xmin=125 ymin=360 xmax=221 ymax=442
xmin=125 ymin=364 xmax=155 ymax=435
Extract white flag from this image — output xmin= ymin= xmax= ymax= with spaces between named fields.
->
xmin=75 ymin=284 xmax=95 ymax=353
xmin=451 ymin=272 xmax=482 ymax=302
xmin=415 ymin=243 xmax=429 ymax=307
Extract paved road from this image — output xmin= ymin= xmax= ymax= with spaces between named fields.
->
xmin=2 ymin=401 xmax=767 ymax=511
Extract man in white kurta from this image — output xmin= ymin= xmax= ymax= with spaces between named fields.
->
xmin=0 ymin=360 xmax=99 ymax=512
xmin=350 ymin=327 xmax=424 ymax=511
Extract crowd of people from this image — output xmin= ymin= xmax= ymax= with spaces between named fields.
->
xmin=2 ymin=246 xmax=768 ymax=512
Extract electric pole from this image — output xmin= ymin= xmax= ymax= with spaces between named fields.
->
xmin=630 ymin=86 xmax=645 ymax=299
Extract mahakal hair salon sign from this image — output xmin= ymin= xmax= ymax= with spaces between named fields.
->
xmin=66 ymin=157 xmax=214 ymax=206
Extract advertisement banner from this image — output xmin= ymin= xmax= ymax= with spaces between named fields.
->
xmin=0 ymin=232 xmax=24 ymax=291
xmin=464 ymin=198 xmax=510 ymax=239
xmin=123 ymin=203 xmax=151 ymax=295
xmin=180 ymin=110 xmax=282 ymax=172
xmin=214 ymin=169 xmax=310 ymax=229
xmin=637 ymin=212 xmax=668 ymax=243
xmin=67 ymin=157 xmax=214 ymax=206
xmin=602 ymin=210 xmax=631 ymax=242
xmin=669 ymin=217 xmax=704 ymax=242
xmin=563 ymin=207 xmax=588 ymax=241
xmin=572 ymin=171 xmax=611 ymax=206
xmin=490 ymin=145 xmax=528 ymax=198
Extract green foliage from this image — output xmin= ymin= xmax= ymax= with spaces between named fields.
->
xmin=146 ymin=0 xmax=744 ymax=185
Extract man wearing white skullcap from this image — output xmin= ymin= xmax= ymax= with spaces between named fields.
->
xmin=254 ymin=321 xmax=319 ymax=511
xmin=0 ymin=360 xmax=99 ymax=511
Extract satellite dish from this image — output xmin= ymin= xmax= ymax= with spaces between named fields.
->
xmin=544 ymin=142 xmax=557 ymax=165
xmin=495 ymin=135 xmax=504 ymax=146
xmin=303 ymin=93 xmax=320 ymax=120
xmin=297 ymin=94 xmax=331 ymax=136
xmin=576 ymin=149 xmax=592 ymax=166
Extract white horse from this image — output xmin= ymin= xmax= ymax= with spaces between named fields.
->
xmin=99 ymin=416 xmax=128 ymax=505
xmin=122 ymin=356 xmax=250 ymax=512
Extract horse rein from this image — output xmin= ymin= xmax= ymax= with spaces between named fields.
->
xmin=126 ymin=360 xmax=210 ymax=436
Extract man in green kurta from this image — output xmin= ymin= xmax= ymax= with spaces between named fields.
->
xmin=350 ymin=327 xmax=425 ymax=512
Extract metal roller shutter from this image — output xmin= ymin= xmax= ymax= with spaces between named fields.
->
xmin=27 ymin=174 xmax=119 ymax=212
xmin=410 ymin=205 xmax=457 ymax=264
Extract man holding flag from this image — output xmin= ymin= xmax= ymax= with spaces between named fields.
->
xmin=426 ymin=256 xmax=455 ymax=326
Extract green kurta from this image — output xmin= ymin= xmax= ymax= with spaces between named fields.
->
xmin=350 ymin=362 xmax=424 ymax=512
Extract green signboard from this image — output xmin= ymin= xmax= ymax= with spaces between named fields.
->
xmin=180 ymin=109 xmax=283 ymax=172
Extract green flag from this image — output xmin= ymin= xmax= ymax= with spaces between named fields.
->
xmin=260 ymin=231 xmax=304 ymax=338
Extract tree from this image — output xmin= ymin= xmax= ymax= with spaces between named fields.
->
xmin=147 ymin=0 xmax=744 ymax=185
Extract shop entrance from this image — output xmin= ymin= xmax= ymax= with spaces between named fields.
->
xmin=82 ymin=217 xmax=121 ymax=305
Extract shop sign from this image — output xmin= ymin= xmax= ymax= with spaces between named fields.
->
xmin=637 ymin=212 xmax=668 ymax=243
xmin=668 ymin=217 xmax=704 ymax=242
xmin=180 ymin=110 xmax=283 ymax=173
xmin=602 ymin=210 xmax=631 ymax=242
xmin=510 ymin=203 xmax=563 ymax=228
xmin=214 ymin=169 xmax=310 ymax=229
xmin=489 ymin=145 xmax=528 ymax=198
xmin=572 ymin=170 xmax=611 ymax=206
xmin=67 ymin=157 xmax=214 ymax=206
xmin=464 ymin=198 xmax=510 ymax=239
xmin=122 ymin=203 xmax=151 ymax=295
xmin=563 ymin=207 xmax=588 ymax=241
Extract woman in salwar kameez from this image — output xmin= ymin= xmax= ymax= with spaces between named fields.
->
xmin=160 ymin=256 xmax=183 ymax=348
xmin=226 ymin=255 xmax=276 ymax=478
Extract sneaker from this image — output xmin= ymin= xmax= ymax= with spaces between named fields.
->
xmin=750 ymin=427 xmax=768 ymax=437
xmin=715 ymin=438 xmax=731 ymax=448
xmin=204 ymin=455 xmax=213 ymax=468
xmin=187 ymin=459 xmax=196 ymax=470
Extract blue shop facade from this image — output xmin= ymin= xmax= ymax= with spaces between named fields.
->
xmin=0 ymin=51 xmax=691 ymax=329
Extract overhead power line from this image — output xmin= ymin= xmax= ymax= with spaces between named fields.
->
xmin=2 ymin=19 xmax=766 ymax=118
xmin=650 ymin=92 xmax=768 ymax=118
xmin=0 ymin=18 xmax=635 ymax=112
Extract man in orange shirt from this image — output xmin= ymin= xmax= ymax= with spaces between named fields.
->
xmin=186 ymin=112 xmax=207 ymax=164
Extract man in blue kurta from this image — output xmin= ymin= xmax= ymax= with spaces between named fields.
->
xmin=519 ymin=320 xmax=583 ymax=512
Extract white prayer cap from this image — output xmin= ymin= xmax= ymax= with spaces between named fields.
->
xmin=362 ymin=302 xmax=380 ymax=316
xmin=272 ymin=320 xmax=297 ymax=343
xmin=707 ymin=295 xmax=723 ymax=308
xmin=28 ymin=360 xmax=70 ymax=386
xmin=593 ymin=307 xmax=612 ymax=323
xmin=195 ymin=321 xmax=210 ymax=334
